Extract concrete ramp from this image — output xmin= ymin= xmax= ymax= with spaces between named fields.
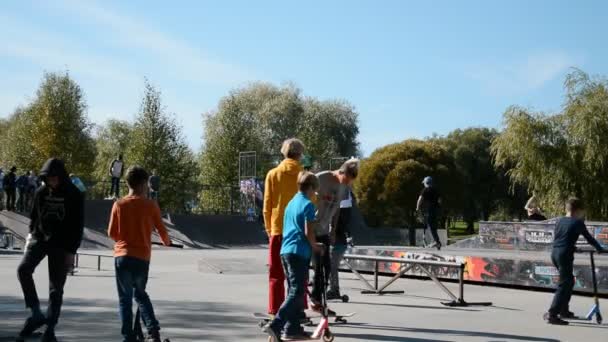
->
xmin=0 ymin=211 xmax=113 ymax=249
xmin=169 ymin=214 xmax=267 ymax=247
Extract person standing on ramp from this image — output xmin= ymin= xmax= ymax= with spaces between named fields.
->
xmin=416 ymin=176 xmax=442 ymax=250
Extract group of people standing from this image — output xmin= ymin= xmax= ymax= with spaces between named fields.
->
xmin=261 ymin=138 xmax=359 ymax=341
xmin=0 ymin=167 xmax=40 ymax=212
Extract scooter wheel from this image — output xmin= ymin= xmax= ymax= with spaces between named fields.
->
xmin=163 ymin=339 xmax=170 ymax=342
xmin=342 ymin=295 xmax=349 ymax=303
xmin=322 ymin=330 xmax=334 ymax=342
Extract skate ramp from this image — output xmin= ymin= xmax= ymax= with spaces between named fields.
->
xmin=84 ymin=200 xmax=198 ymax=248
xmin=0 ymin=210 xmax=113 ymax=249
xmin=168 ymin=214 xmax=267 ymax=247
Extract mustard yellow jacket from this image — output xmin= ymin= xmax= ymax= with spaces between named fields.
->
xmin=263 ymin=158 xmax=302 ymax=236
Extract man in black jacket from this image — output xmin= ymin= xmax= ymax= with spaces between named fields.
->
xmin=4 ymin=166 xmax=17 ymax=211
xmin=16 ymin=158 xmax=85 ymax=342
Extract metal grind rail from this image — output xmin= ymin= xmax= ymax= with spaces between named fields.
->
xmin=73 ymin=252 xmax=114 ymax=272
xmin=343 ymin=254 xmax=492 ymax=307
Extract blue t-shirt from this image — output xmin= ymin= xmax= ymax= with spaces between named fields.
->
xmin=281 ymin=192 xmax=316 ymax=260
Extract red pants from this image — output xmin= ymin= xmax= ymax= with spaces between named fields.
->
xmin=268 ymin=235 xmax=307 ymax=314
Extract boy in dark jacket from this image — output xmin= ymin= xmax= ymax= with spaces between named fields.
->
xmin=16 ymin=158 xmax=85 ymax=342
xmin=544 ymin=197 xmax=604 ymax=325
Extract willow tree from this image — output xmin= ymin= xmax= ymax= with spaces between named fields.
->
xmin=493 ymin=69 xmax=608 ymax=219
xmin=1 ymin=72 xmax=95 ymax=176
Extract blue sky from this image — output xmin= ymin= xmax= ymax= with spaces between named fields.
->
xmin=1 ymin=0 xmax=606 ymax=156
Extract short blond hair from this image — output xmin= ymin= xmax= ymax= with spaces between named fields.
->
xmin=280 ymin=138 xmax=305 ymax=159
xmin=339 ymin=158 xmax=360 ymax=179
xmin=298 ymin=171 xmax=319 ymax=192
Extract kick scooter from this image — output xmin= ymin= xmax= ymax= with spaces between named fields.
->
xmin=584 ymin=250 xmax=604 ymax=324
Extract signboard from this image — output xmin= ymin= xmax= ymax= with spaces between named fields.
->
xmin=523 ymin=229 xmax=554 ymax=244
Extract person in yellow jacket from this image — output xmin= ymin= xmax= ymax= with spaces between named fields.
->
xmin=263 ymin=138 xmax=305 ymax=315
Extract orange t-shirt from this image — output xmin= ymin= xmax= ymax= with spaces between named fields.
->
xmin=107 ymin=195 xmax=171 ymax=261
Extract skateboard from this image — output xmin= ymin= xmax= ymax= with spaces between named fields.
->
xmin=308 ymin=311 xmax=356 ymax=324
xmin=327 ymin=294 xmax=349 ymax=303
xmin=253 ymin=312 xmax=313 ymax=328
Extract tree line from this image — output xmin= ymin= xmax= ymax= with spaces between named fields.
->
xmin=1 ymin=68 xmax=606 ymax=225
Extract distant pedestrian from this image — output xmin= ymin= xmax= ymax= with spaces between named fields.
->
xmin=416 ymin=176 xmax=442 ymax=250
xmin=148 ymin=170 xmax=160 ymax=202
xmin=525 ymin=193 xmax=547 ymax=221
xmin=544 ymin=198 xmax=604 ymax=325
xmin=25 ymin=171 xmax=38 ymax=212
xmin=4 ymin=166 xmax=17 ymax=211
xmin=16 ymin=158 xmax=85 ymax=342
xmin=109 ymin=154 xmax=125 ymax=199
xmin=0 ymin=168 xmax=5 ymax=210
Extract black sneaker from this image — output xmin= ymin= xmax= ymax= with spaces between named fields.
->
xmin=40 ymin=328 xmax=58 ymax=342
xmin=544 ymin=313 xmax=569 ymax=325
xmin=559 ymin=311 xmax=578 ymax=319
xmin=145 ymin=331 xmax=162 ymax=342
xmin=18 ymin=315 xmax=46 ymax=338
xmin=282 ymin=330 xmax=312 ymax=340
xmin=326 ymin=291 xmax=342 ymax=300
xmin=262 ymin=323 xmax=283 ymax=342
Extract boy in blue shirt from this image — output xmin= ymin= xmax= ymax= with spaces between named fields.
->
xmin=264 ymin=172 xmax=322 ymax=342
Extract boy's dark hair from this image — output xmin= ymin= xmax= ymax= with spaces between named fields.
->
xmin=566 ymin=197 xmax=584 ymax=212
xmin=126 ymin=166 xmax=149 ymax=189
xmin=298 ymin=171 xmax=319 ymax=192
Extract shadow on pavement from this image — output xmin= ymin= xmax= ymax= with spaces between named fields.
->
xmin=336 ymin=332 xmax=451 ymax=341
xmin=0 ymin=295 xmax=259 ymax=341
xmin=343 ymin=323 xmax=561 ymax=342
xmin=348 ymin=300 xmax=481 ymax=312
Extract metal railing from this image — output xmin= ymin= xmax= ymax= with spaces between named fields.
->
xmin=73 ymin=252 xmax=113 ymax=272
xmin=342 ymin=254 xmax=492 ymax=307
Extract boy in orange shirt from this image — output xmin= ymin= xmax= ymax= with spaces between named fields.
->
xmin=108 ymin=166 xmax=171 ymax=342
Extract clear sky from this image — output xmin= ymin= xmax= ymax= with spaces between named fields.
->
xmin=1 ymin=0 xmax=606 ymax=156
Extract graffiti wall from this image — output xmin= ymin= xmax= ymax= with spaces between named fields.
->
xmin=453 ymin=221 xmax=608 ymax=251
xmin=347 ymin=248 xmax=608 ymax=294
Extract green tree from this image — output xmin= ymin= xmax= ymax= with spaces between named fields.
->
xmin=493 ymin=69 xmax=608 ymax=219
xmin=354 ymin=139 xmax=458 ymax=228
xmin=199 ymin=82 xmax=360 ymax=211
xmin=128 ymin=80 xmax=198 ymax=212
xmin=437 ymin=128 xmax=505 ymax=232
xmin=1 ymin=72 xmax=95 ymax=176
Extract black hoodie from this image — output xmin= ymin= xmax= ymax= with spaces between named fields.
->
xmin=29 ymin=158 xmax=85 ymax=254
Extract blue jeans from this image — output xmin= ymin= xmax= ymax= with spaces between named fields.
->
xmin=271 ymin=253 xmax=308 ymax=335
xmin=115 ymin=256 xmax=160 ymax=341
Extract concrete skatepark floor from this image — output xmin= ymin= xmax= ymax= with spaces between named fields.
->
xmin=0 ymin=249 xmax=606 ymax=341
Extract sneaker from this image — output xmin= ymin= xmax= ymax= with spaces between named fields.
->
xmin=18 ymin=315 xmax=46 ymax=338
xmin=326 ymin=291 xmax=342 ymax=300
xmin=544 ymin=313 xmax=569 ymax=325
xmin=560 ymin=311 xmax=578 ymax=319
xmin=262 ymin=322 xmax=283 ymax=342
xmin=282 ymin=330 xmax=312 ymax=340
xmin=145 ymin=331 xmax=162 ymax=342
xmin=40 ymin=328 xmax=58 ymax=342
